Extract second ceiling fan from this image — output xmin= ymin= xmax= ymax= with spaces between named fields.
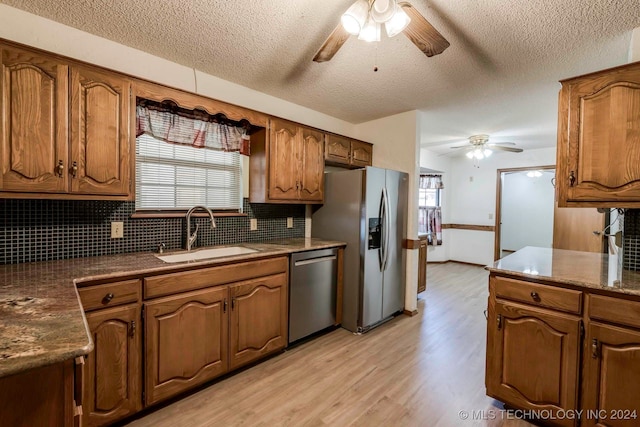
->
xmin=313 ymin=0 xmax=450 ymax=62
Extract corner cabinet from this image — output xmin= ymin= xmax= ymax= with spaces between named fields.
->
xmin=0 ymin=42 xmax=132 ymax=199
xmin=556 ymin=61 xmax=640 ymax=207
xmin=325 ymin=134 xmax=373 ymax=168
xmin=250 ymin=118 xmax=324 ymax=203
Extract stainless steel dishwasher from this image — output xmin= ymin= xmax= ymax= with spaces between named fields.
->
xmin=289 ymin=248 xmax=338 ymax=343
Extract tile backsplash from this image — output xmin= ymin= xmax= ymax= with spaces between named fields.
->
xmin=623 ymin=209 xmax=640 ymax=271
xmin=0 ymin=199 xmax=304 ymax=265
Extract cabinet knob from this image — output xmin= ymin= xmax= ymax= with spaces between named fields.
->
xmin=102 ymin=293 xmax=114 ymax=304
xmin=530 ymin=291 xmax=540 ymax=302
xmin=592 ymin=338 xmax=599 ymax=359
xmin=496 ymin=314 xmax=502 ymax=330
xmin=56 ymin=160 xmax=64 ymax=177
xmin=130 ymin=320 xmax=136 ymax=337
xmin=569 ymin=171 xmax=576 ymax=186
xmin=71 ymin=161 xmax=78 ymax=178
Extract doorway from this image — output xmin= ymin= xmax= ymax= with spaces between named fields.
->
xmin=494 ymin=166 xmax=556 ymax=261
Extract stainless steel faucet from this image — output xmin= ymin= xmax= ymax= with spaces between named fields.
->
xmin=185 ymin=206 xmax=216 ymax=251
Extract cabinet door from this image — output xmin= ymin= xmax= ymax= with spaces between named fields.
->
xmin=486 ymin=300 xmax=581 ymax=426
xmin=581 ymin=322 xmax=640 ymax=427
xmin=84 ymin=304 xmax=141 ymax=427
xmin=268 ymin=118 xmax=299 ymax=201
xmin=144 ymin=287 xmax=228 ymax=405
xmin=417 ymin=239 xmax=427 ymax=293
xmin=560 ymin=65 xmax=640 ymax=204
xmin=350 ymin=140 xmax=372 ymax=167
xmin=1 ymin=45 xmax=68 ymax=193
xmin=299 ymin=126 xmax=324 ymax=202
xmin=229 ymin=273 xmax=288 ymax=370
xmin=70 ymin=66 xmax=130 ymax=195
xmin=325 ymin=134 xmax=351 ymax=166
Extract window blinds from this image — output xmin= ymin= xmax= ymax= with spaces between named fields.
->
xmin=135 ymin=133 xmax=243 ymax=211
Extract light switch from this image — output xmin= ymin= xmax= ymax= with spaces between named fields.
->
xmin=250 ymin=218 xmax=258 ymax=231
xmin=111 ymin=222 xmax=124 ymax=238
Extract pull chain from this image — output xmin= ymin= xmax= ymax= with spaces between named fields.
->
xmin=374 ymin=43 xmax=379 ymax=72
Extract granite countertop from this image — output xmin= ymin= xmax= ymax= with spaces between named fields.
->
xmin=0 ymin=238 xmax=345 ymax=378
xmin=487 ymin=246 xmax=640 ymax=297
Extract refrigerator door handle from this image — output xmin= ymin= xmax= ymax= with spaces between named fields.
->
xmin=381 ymin=187 xmax=391 ymax=271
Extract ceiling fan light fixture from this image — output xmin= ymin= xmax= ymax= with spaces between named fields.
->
xmin=341 ymin=0 xmax=369 ymax=35
xmin=358 ymin=17 xmax=381 ymax=42
xmin=371 ymin=0 xmax=397 ymax=23
xmin=385 ymin=6 xmax=411 ymax=37
xmin=483 ymin=148 xmax=492 ymax=157
xmin=466 ymin=151 xmax=474 ymax=159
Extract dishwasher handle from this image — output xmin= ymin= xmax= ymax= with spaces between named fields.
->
xmin=293 ymin=255 xmax=337 ymax=267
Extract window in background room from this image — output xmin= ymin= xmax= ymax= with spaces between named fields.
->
xmin=135 ymin=100 xmax=250 ymax=213
xmin=418 ymin=174 xmax=443 ymax=245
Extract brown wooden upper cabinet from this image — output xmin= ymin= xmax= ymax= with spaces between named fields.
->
xmin=325 ymin=134 xmax=373 ymax=168
xmin=0 ymin=43 xmax=131 ymax=199
xmin=250 ymin=118 xmax=324 ymax=203
xmin=556 ymin=61 xmax=640 ymax=207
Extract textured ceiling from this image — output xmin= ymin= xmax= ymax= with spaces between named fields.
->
xmin=3 ymin=0 xmax=640 ymax=152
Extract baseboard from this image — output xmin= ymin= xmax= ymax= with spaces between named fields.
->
xmin=403 ymin=309 xmax=419 ymax=317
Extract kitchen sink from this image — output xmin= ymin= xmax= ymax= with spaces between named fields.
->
xmin=155 ymin=246 xmax=258 ymax=263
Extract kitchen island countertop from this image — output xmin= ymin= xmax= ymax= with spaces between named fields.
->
xmin=487 ymin=246 xmax=640 ymax=297
xmin=0 ymin=238 xmax=345 ymax=378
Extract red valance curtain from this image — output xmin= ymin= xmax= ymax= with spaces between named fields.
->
xmin=135 ymin=101 xmax=251 ymax=155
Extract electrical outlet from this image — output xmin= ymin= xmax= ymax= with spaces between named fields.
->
xmin=250 ymin=218 xmax=258 ymax=231
xmin=488 ymin=213 xmax=494 ymax=220
xmin=287 ymin=217 xmax=293 ymax=229
xmin=111 ymin=222 xmax=124 ymax=238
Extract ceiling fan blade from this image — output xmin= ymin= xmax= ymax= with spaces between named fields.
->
xmin=313 ymin=24 xmax=350 ymax=62
xmin=398 ymin=2 xmax=450 ymax=57
xmin=449 ymin=145 xmax=472 ymax=149
xmin=487 ymin=142 xmax=516 ymax=146
xmin=491 ymin=146 xmax=523 ymax=153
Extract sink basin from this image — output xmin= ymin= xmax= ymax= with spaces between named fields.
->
xmin=156 ymin=246 xmax=258 ymax=263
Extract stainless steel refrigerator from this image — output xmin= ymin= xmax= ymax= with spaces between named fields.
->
xmin=312 ymin=167 xmax=408 ymax=333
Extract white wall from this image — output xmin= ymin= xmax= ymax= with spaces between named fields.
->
xmin=500 ymin=170 xmax=555 ymax=251
xmin=0 ymin=4 xmax=356 ymax=137
xmin=419 ymin=146 xmax=557 ymax=265
xmin=629 ymin=27 xmax=640 ymax=62
xmin=353 ymin=111 xmax=421 ymax=312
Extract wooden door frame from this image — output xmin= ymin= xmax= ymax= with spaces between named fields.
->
xmin=494 ymin=165 xmax=556 ymax=261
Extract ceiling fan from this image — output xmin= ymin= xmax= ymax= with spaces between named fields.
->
xmin=313 ymin=0 xmax=450 ymax=62
xmin=451 ymin=134 xmax=524 ymax=160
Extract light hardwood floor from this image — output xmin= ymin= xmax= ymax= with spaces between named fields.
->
xmin=127 ymin=263 xmax=534 ymax=427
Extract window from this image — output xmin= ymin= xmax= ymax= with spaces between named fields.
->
xmin=418 ymin=187 xmax=440 ymax=208
xmin=136 ymin=134 xmax=243 ymax=211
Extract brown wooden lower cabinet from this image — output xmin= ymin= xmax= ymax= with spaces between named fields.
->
xmin=486 ymin=274 xmax=640 ymax=427
xmin=417 ymin=239 xmax=427 ymax=293
xmin=0 ymin=358 xmax=78 ymax=427
xmin=229 ymin=273 xmax=288 ymax=370
xmin=486 ymin=300 xmax=581 ymax=427
xmin=144 ymin=286 xmax=228 ymax=406
xmin=581 ymin=322 xmax=640 ymax=427
xmin=84 ymin=304 xmax=142 ymax=426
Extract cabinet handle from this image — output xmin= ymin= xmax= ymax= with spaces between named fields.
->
xmin=130 ymin=320 xmax=136 ymax=337
xmin=223 ymin=299 xmax=227 ymax=313
xmin=71 ymin=161 xmax=78 ymax=178
xmin=56 ymin=160 xmax=65 ymax=177
xmin=231 ymin=297 xmax=235 ymax=310
xmin=530 ymin=291 xmax=540 ymax=302
xmin=102 ymin=293 xmax=114 ymax=304
xmin=592 ymin=338 xmax=599 ymax=359
xmin=496 ymin=314 xmax=502 ymax=330
xmin=569 ymin=170 xmax=576 ymax=186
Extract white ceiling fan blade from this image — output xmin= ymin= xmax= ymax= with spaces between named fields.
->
xmin=491 ymin=146 xmax=523 ymax=153
xmin=487 ymin=142 xmax=516 ymax=146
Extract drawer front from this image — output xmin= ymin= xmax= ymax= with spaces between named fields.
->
xmin=589 ymin=294 xmax=640 ymax=329
xmin=493 ymin=275 xmax=582 ymax=314
xmin=144 ymin=256 xmax=288 ymax=299
xmin=78 ymin=279 xmax=141 ymax=311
